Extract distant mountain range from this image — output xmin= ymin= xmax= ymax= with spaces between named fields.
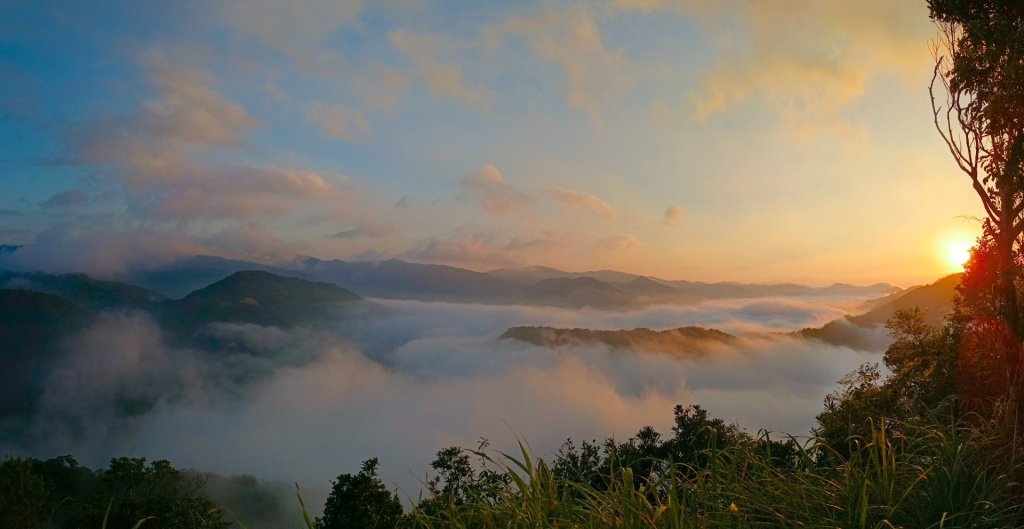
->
xmin=0 ymin=260 xmax=963 ymax=436
xmin=847 ymin=274 xmax=960 ymax=327
xmin=486 ymin=264 xmax=899 ymax=301
xmin=84 ymin=254 xmax=901 ymax=310
xmin=501 ymin=273 xmax=965 ymax=355
xmin=797 ymin=273 xmax=961 ymax=349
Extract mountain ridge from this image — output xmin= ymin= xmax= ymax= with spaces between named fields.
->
xmin=501 ymin=325 xmax=736 ymax=358
xmin=87 ymin=254 xmax=903 ymax=309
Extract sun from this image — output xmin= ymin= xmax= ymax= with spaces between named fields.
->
xmin=942 ymin=238 xmax=973 ymax=271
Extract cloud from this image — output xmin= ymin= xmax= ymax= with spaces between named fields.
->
xmin=7 ymin=296 xmax=882 ymax=496
xmin=404 ymin=233 xmax=527 ymax=268
xmin=459 ymin=164 xmax=532 ymax=214
xmin=490 ymin=5 xmax=636 ymax=123
xmin=27 ymin=313 xmax=201 ymax=445
xmin=0 ymin=221 xmax=317 ymax=277
xmin=79 ymin=51 xmax=261 ymax=152
xmin=40 ymin=189 xmax=89 ymax=209
xmin=610 ymin=0 xmax=664 ymax=12
xmin=389 ymin=29 xmax=488 ymax=106
xmin=62 ymin=53 xmax=351 ymax=222
xmin=221 ymin=0 xmax=363 ymax=69
xmin=306 ymin=102 xmax=371 ymax=140
xmin=149 ymin=165 xmax=348 ymax=221
xmin=593 ymin=234 xmax=638 ymax=254
xmin=331 ymin=214 xmax=396 ymax=239
xmin=618 ymin=1 xmax=934 ymax=134
xmin=201 ymin=223 xmax=311 ymax=259
xmin=549 ymin=186 xmax=617 ymax=219
xmin=403 ymin=230 xmax=571 ymax=269
xmin=357 ymin=66 xmax=409 ymax=113
xmin=0 ymin=227 xmax=203 ymax=277
xmin=662 ymin=205 xmax=684 ymax=225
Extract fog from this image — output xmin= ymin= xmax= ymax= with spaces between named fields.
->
xmin=6 ymin=296 xmax=883 ymax=500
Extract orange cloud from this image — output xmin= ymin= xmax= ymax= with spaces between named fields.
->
xmin=619 ymin=0 xmax=934 ymax=136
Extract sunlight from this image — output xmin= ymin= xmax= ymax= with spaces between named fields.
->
xmin=942 ymin=237 xmax=973 ymax=271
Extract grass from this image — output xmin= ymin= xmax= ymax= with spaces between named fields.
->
xmin=66 ymin=411 xmax=1017 ymax=529
xmin=388 ymin=418 xmax=1021 ymax=529
xmin=76 ymin=404 xmax=1016 ymax=529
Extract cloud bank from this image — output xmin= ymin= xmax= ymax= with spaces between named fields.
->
xmin=6 ymin=295 xmax=881 ymax=497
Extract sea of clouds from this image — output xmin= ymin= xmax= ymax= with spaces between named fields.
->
xmin=4 ymin=295 xmax=886 ymax=500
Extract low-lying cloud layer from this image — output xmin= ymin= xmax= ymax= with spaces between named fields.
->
xmin=5 ymin=296 xmax=881 ymax=498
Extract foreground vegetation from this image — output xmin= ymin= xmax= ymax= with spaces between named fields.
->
xmin=4 ymin=392 xmax=1020 ymax=529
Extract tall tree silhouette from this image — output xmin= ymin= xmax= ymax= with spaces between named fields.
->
xmin=929 ymin=0 xmax=1024 ymax=342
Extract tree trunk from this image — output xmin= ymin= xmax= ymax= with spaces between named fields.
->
xmin=998 ymin=229 xmax=1022 ymax=340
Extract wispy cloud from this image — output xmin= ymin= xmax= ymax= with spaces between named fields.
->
xmin=40 ymin=188 xmax=89 ymax=209
xmin=460 ymin=164 xmax=532 ymax=214
xmin=594 ymin=234 xmax=638 ymax=254
xmin=389 ymin=29 xmax=489 ymax=107
xmin=619 ymin=0 xmax=933 ymax=136
xmin=489 ymin=4 xmax=636 ymax=123
xmin=221 ymin=0 xmax=362 ymax=71
xmin=331 ymin=214 xmax=396 ymax=239
xmin=404 ymin=230 xmax=572 ymax=269
xmin=306 ymin=102 xmax=370 ymax=140
xmin=63 ymin=52 xmax=351 ymax=222
xmin=549 ymin=186 xmax=617 ymax=220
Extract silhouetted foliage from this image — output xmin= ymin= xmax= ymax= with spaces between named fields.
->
xmin=89 ymin=457 xmax=229 ymax=529
xmin=0 ymin=456 xmax=46 ymax=529
xmin=816 ymin=363 xmax=894 ymax=458
xmin=316 ymin=458 xmax=403 ymax=529
xmin=929 ymin=0 xmax=1024 ymax=340
xmin=412 ymin=444 xmax=511 ymax=519
xmin=0 ymin=455 xmax=228 ymax=529
xmin=950 ymin=225 xmax=1024 ymax=407
xmin=884 ymin=308 xmax=957 ymax=414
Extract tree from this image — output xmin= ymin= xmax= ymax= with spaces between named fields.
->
xmin=30 ymin=455 xmax=101 ymax=528
xmin=414 ymin=445 xmax=509 ymax=517
xmin=883 ymin=308 xmax=957 ymax=412
xmin=85 ymin=457 xmax=229 ymax=529
xmin=552 ymin=438 xmax=604 ymax=490
xmin=951 ymin=226 xmax=1024 ymax=404
xmin=952 ymin=222 xmax=1010 ymax=324
xmin=929 ymin=0 xmax=1024 ymax=342
xmin=815 ymin=363 xmax=894 ymax=458
xmin=666 ymin=404 xmax=745 ymax=469
xmin=0 ymin=457 xmax=46 ymax=529
xmin=316 ymin=458 xmax=403 ymax=529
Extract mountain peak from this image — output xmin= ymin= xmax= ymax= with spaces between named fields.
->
xmin=174 ymin=270 xmax=362 ymax=327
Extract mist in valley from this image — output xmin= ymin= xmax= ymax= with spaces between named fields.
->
xmin=3 ymin=293 xmax=885 ymax=500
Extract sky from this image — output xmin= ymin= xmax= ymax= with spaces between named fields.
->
xmin=0 ymin=0 xmax=984 ymax=286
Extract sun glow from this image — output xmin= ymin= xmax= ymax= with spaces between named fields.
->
xmin=942 ymin=237 xmax=973 ymax=271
